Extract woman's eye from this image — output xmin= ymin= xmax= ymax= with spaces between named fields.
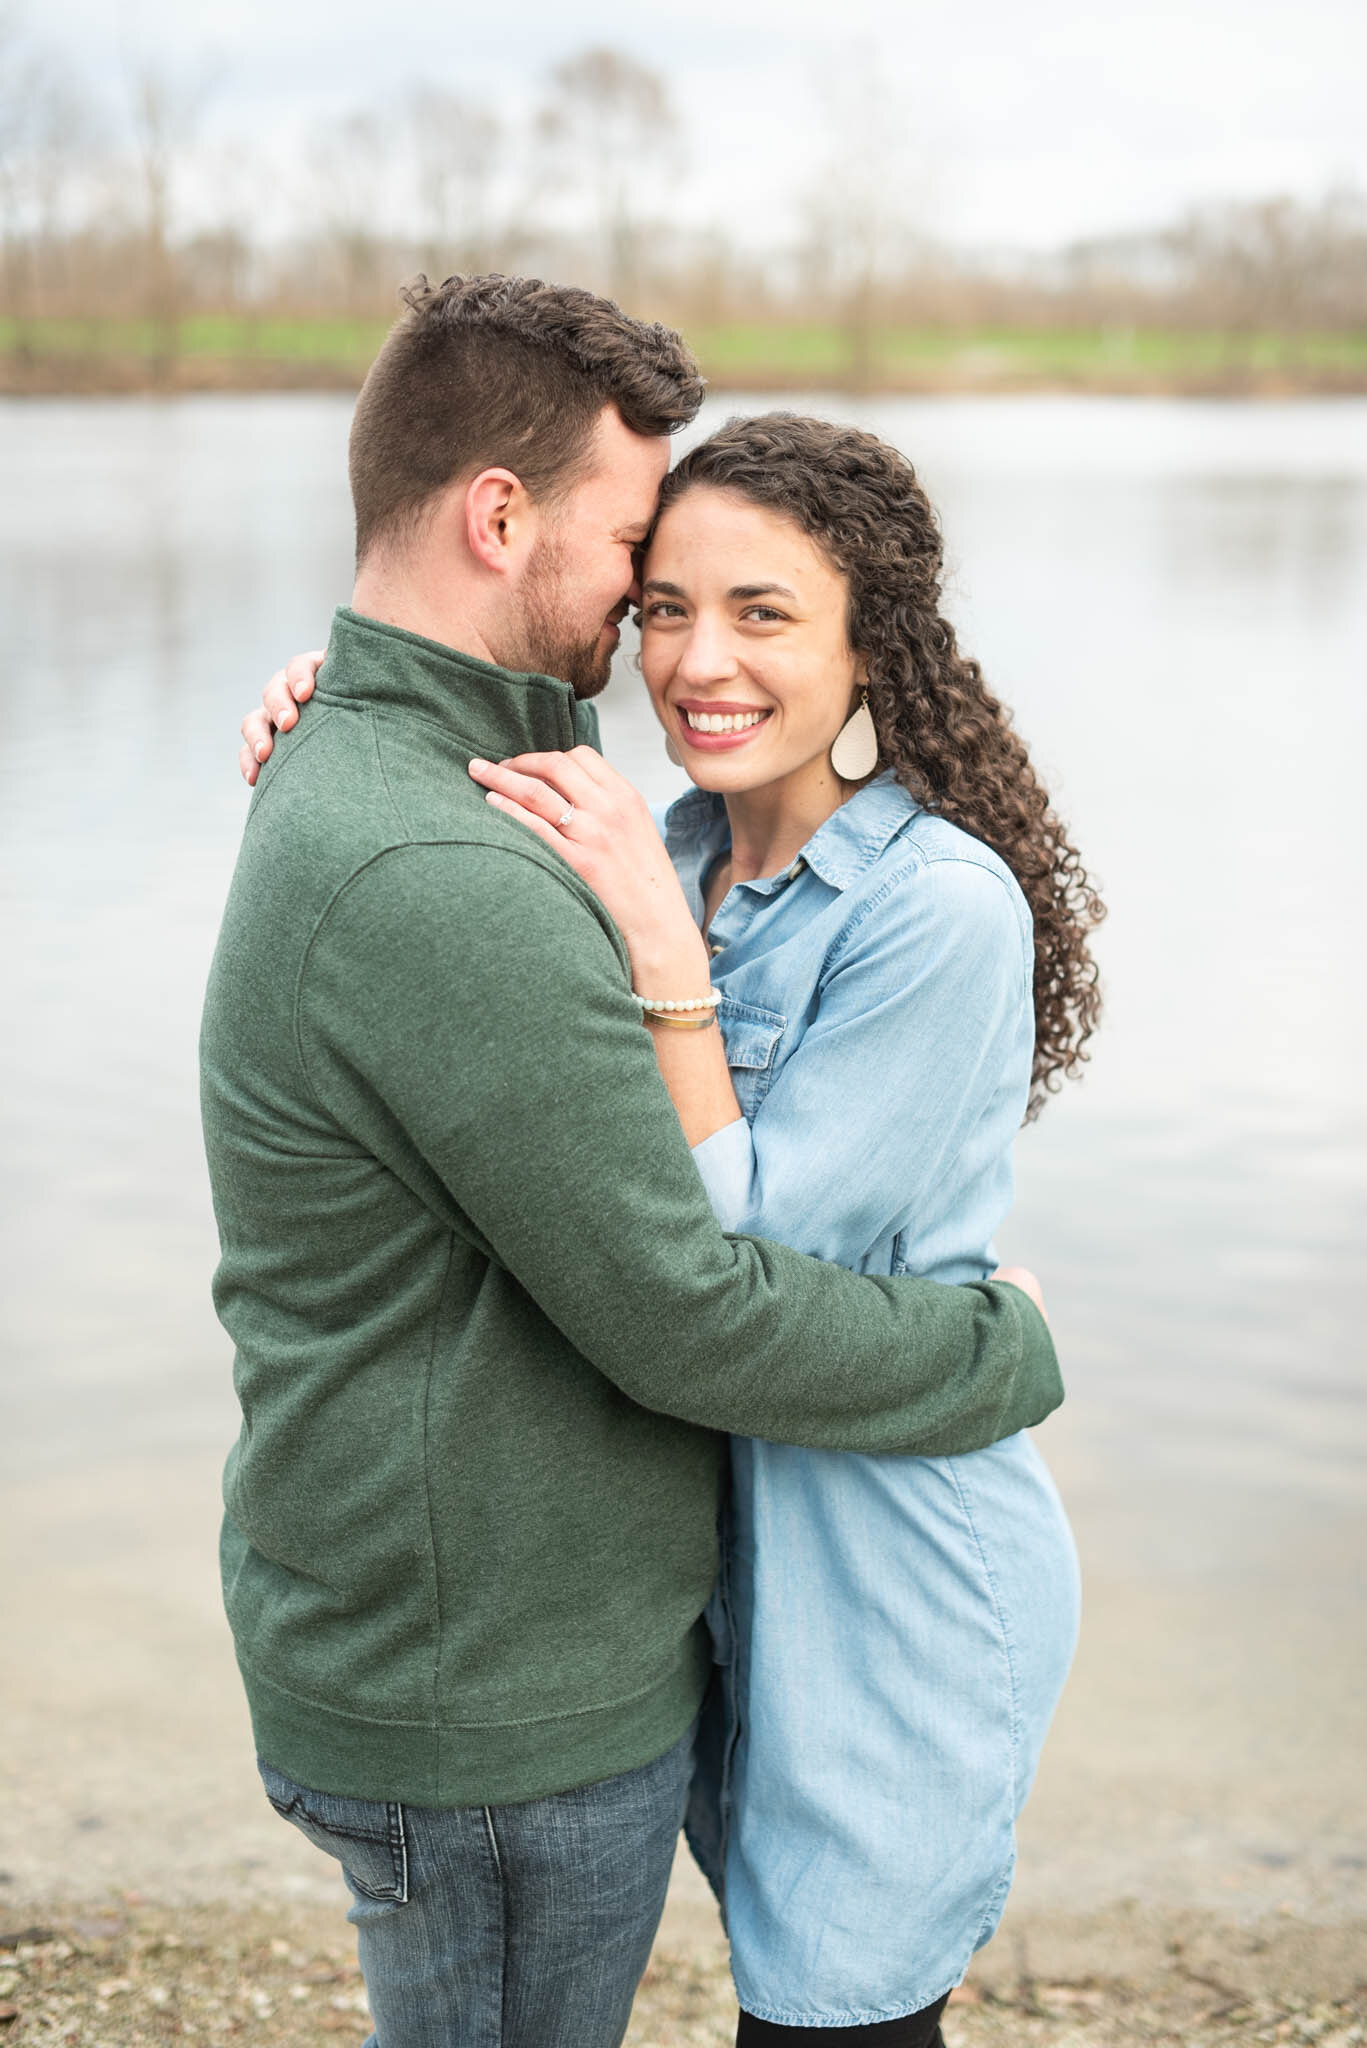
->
xmin=643 ymin=601 xmax=686 ymax=621
xmin=742 ymin=605 xmax=785 ymax=623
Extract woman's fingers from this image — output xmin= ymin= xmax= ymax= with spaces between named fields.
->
xmin=470 ymin=753 xmax=615 ymax=881
xmin=482 ymin=792 xmax=589 ymax=872
xmin=470 ymin=761 xmax=586 ymax=830
xmin=528 ymin=745 xmax=632 ymax=799
xmin=240 ymin=707 xmax=275 ymax=782
xmin=239 ymin=647 xmax=323 ymax=784
xmin=468 ymin=752 xmax=600 ymax=821
xmin=242 ymin=706 xmax=276 ymax=758
xmin=561 ymin=744 xmax=618 ymax=788
xmin=264 ymin=669 xmax=303 ymax=732
xmin=468 ymin=750 xmax=650 ymax=841
xmin=238 ymin=646 xmax=324 ymax=785
xmin=285 ymin=650 xmax=325 ymax=700
xmin=470 ymin=749 xmax=602 ymax=809
xmin=261 ymin=651 xmax=323 ymax=734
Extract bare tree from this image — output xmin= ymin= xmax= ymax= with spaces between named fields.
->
xmin=125 ymin=58 xmax=210 ymax=380
xmin=306 ymin=107 xmax=393 ymax=315
xmin=184 ymin=135 xmax=277 ymax=351
xmin=1307 ymin=186 xmax=1367 ymax=330
xmin=534 ymin=47 xmax=676 ymax=304
xmin=0 ymin=9 xmax=43 ymax=359
xmin=28 ymin=69 xmax=97 ymax=318
xmin=1167 ymin=190 xmax=1367 ymax=365
xmin=406 ymin=86 xmax=502 ymax=279
xmin=798 ymin=52 xmax=935 ymax=389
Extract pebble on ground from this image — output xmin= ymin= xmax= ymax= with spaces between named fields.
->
xmin=0 ymin=1904 xmax=1362 ymax=2047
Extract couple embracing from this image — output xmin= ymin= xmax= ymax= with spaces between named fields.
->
xmin=201 ymin=272 xmax=1102 ymax=2048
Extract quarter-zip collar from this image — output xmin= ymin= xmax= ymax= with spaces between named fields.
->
xmin=315 ymin=606 xmax=599 ymax=758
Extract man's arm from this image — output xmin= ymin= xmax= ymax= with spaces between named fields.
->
xmin=297 ymin=839 xmax=1061 ymax=1455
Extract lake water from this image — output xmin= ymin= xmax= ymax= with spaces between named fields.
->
xmin=2 ymin=392 xmax=1364 ymax=1919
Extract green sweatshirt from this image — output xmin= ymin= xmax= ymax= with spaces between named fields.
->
xmin=199 ymin=607 xmax=1063 ymax=1808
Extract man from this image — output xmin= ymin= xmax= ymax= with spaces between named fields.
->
xmin=201 ymin=272 xmax=1061 ymax=2048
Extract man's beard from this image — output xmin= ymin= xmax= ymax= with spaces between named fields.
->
xmin=508 ymin=534 xmax=618 ymax=700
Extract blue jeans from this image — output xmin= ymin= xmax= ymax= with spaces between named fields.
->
xmin=258 ymin=1724 xmax=695 ymax=2048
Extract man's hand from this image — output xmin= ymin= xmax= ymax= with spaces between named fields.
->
xmin=992 ymin=1265 xmax=1048 ymax=1324
xmin=239 ymin=650 xmax=325 ymax=785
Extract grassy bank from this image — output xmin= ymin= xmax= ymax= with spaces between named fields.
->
xmin=1 ymin=1901 xmax=1364 ymax=2046
xmin=2 ymin=315 xmax=1365 ymax=396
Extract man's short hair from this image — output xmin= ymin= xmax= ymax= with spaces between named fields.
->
xmin=348 ymin=273 xmax=706 ymax=563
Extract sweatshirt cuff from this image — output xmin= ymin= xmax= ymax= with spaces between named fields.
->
xmin=690 ymin=1117 xmax=755 ymax=1234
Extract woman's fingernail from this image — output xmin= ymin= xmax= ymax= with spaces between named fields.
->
xmin=469 ymin=759 xmax=489 ymax=776
xmin=255 ymin=742 xmax=269 ymax=761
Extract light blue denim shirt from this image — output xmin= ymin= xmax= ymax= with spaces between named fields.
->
xmin=660 ymin=772 xmax=1079 ymax=2025
xmin=665 ymin=769 xmax=1035 ymax=1282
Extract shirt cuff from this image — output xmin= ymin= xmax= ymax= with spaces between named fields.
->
xmin=690 ymin=1116 xmax=756 ymax=1234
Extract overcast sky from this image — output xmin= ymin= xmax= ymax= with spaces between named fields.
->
xmin=34 ymin=0 xmax=1367 ymax=249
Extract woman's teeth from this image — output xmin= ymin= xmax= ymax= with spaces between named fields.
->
xmin=684 ymin=709 xmax=768 ymax=734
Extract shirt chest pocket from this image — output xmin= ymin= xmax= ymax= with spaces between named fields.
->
xmin=718 ymin=998 xmax=787 ymax=1120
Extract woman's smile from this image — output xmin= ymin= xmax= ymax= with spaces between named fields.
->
xmin=673 ymin=699 xmax=774 ymax=749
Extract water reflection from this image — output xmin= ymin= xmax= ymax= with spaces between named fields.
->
xmin=1159 ymin=474 xmax=1362 ymax=600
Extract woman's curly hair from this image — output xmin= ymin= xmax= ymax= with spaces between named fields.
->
xmin=656 ymin=412 xmax=1105 ymax=1119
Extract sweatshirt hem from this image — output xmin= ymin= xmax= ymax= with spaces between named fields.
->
xmin=242 ymin=1627 xmax=711 ymax=1808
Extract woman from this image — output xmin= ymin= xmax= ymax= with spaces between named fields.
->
xmin=247 ymin=413 xmax=1103 ymax=2045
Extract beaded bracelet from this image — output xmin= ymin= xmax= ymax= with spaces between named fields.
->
xmin=629 ymin=989 xmax=722 ymax=1014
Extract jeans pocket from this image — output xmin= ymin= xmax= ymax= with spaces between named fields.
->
xmin=258 ymin=1759 xmax=410 ymax=1903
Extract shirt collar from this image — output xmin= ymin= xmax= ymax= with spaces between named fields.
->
xmin=314 ymin=607 xmax=598 ymax=758
xmin=663 ymin=770 xmax=922 ymax=902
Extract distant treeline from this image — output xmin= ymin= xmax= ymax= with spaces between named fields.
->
xmin=2 ymin=27 xmax=1365 ymax=394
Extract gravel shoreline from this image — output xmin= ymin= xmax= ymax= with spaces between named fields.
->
xmin=1 ymin=1901 xmax=1362 ymax=2047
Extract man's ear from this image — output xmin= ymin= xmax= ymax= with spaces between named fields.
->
xmin=465 ymin=467 xmax=532 ymax=575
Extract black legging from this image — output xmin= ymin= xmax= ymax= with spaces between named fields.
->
xmin=736 ymin=1991 xmax=950 ymax=2046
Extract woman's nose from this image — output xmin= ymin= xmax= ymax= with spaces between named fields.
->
xmin=675 ymin=619 xmax=740 ymax=684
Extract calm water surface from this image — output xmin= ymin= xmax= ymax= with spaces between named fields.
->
xmin=2 ymin=393 xmax=1364 ymax=1907
xmin=4 ymin=392 xmax=1361 ymax=1460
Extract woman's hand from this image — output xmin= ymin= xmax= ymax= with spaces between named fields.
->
xmin=468 ymin=748 xmax=711 ymax=994
xmin=239 ymin=650 xmax=325 ymax=785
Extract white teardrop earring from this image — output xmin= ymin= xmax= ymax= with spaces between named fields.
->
xmin=830 ymin=689 xmax=878 ymax=780
xmin=665 ymin=734 xmax=684 ymax=766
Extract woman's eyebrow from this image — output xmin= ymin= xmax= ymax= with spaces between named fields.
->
xmin=641 ymin=579 xmax=799 ymax=600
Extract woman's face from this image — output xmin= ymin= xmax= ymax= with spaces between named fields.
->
xmin=639 ymin=486 xmax=864 ymax=800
